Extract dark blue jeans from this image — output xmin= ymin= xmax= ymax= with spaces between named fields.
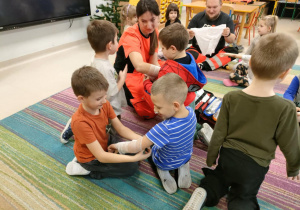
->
xmin=79 ymin=134 xmax=139 ymax=179
xmin=200 ymin=147 xmax=269 ymax=210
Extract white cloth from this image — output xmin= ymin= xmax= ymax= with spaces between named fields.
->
xmin=191 ymin=24 xmax=226 ymax=56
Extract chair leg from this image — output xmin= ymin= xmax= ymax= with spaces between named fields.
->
xmin=292 ymin=8 xmax=296 ymax=20
xmin=281 ymin=4 xmax=286 ymax=18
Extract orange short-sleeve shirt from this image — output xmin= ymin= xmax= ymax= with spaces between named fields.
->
xmin=72 ymin=101 xmax=116 ymax=163
xmin=118 ymin=23 xmax=159 ymax=64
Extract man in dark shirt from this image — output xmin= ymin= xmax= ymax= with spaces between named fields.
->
xmin=187 ymin=0 xmax=236 ymax=71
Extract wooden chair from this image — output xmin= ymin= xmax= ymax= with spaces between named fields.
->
xmin=235 ymin=8 xmax=259 ymax=45
xmin=280 ymin=0 xmax=298 ymax=20
xmin=222 ymin=0 xmax=233 ymax=4
xmin=190 ymin=7 xmax=206 ymax=20
xmin=234 ymin=1 xmax=247 ymax=5
xmin=221 ymin=5 xmax=234 ymax=16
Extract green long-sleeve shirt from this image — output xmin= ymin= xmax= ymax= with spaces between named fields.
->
xmin=207 ymin=90 xmax=300 ymax=177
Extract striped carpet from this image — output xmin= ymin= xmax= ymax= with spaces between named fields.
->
xmin=0 ymin=65 xmax=300 ymax=209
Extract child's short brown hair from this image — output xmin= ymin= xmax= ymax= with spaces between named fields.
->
xmin=251 ymin=33 xmax=299 ymax=80
xmin=87 ymin=20 xmax=118 ymax=53
xmin=71 ymin=66 xmax=109 ymax=97
xmin=159 ymin=23 xmax=189 ymax=51
xmin=151 ymin=73 xmax=188 ymax=104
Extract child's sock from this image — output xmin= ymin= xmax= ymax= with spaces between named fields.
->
xmin=183 ymin=187 xmax=207 ymax=210
xmin=223 ymin=79 xmax=238 ymax=87
xmin=178 ymin=162 xmax=192 ymax=189
xmin=66 ymin=157 xmax=90 ymax=176
xmin=157 ymin=168 xmax=177 ymax=194
xmin=198 ymin=123 xmax=213 ymax=145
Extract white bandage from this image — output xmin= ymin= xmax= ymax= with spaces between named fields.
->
xmin=242 ymin=55 xmax=251 ymax=62
xmin=115 ymin=139 xmax=143 ymax=155
xmin=148 ymin=64 xmax=160 ymax=77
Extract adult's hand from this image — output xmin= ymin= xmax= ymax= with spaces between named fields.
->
xmin=187 ymin=29 xmax=195 ymax=40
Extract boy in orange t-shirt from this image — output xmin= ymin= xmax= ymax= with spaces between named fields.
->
xmin=66 ymin=66 xmax=151 ymax=179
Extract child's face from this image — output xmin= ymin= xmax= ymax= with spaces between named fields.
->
xmin=127 ymin=16 xmax=137 ymax=26
xmin=169 ymin=11 xmax=178 ymax=22
xmin=161 ymin=43 xmax=176 ymax=60
xmin=138 ymin=11 xmax=159 ymax=36
xmin=151 ymin=93 xmax=176 ymax=120
xmin=109 ymin=33 xmax=119 ymax=55
xmin=258 ymin=20 xmax=271 ymax=36
xmin=81 ymin=90 xmax=107 ymax=114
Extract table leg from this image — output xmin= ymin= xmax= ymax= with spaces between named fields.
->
xmin=236 ymin=13 xmax=246 ymax=45
xmin=186 ymin=7 xmax=191 ymax=28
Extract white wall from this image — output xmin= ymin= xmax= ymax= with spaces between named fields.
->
xmin=0 ymin=0 xmax=105 ymax=63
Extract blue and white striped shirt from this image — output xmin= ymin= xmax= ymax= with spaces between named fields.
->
xmin=146 ymin=106 xmax=196 ymax=170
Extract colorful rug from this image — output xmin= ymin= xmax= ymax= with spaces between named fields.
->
xmin=0 ymin=65 xmax=300 ymax=209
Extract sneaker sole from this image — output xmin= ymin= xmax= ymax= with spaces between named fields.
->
xmin=183 ymin=187 xmax=207 ymax=210
xmin=60 ymin=118 xmax=72 ymax=144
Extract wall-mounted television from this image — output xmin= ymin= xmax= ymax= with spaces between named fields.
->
xmin=0 ymin=0 xmax=91 ymax=32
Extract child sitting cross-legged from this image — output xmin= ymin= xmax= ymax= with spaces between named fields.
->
xmin=184 ymin=33 xmax=300 ymax=209
xmin=65 ymin=66 xmax=151 ymax=179
xmin=108 ymin=73 xmax=197 ymax=194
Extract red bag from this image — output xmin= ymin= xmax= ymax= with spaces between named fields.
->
xmin=195 ymin=90 xmax=218 ymax=127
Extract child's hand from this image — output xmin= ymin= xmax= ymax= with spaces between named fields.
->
xmin=143 ymin=75 xmax=150 ymax=82
xmin=108 ymin=144 xmax=118 ymax=153
xmin=134 ymin=148 xmax=152 ymax=161
xmin=288 ymin=174 xmax=300 ymax=181
xmin=221 ymin=53 xmax=236 ymax=58
xmin=296 ymin=107 xmax=300 ymax=123
xmin=119 ymin=65 xmax=128 ymax=81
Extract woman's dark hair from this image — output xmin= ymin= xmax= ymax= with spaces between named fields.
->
xmin=165 ymin=3 xmax=180 ymax=21
xmin=136 ymin=0 xmax=160 ymax=55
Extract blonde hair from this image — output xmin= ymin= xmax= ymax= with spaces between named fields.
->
xmin=121 ymin=4 xmax=136 ymax=32
xmin=152 ymin=73 xmax=188 ymax=104
xmin=251 ymin=33 xmax=299 ymax=80
xmin=260 ymin=15 xmax=278 ymax=33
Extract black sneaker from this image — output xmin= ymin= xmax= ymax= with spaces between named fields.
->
xmin=60 ymin=118 xmax=73 ymax=144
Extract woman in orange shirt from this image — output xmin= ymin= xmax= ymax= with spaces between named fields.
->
xmin=114 ymin=0 xmax=160 ymax=119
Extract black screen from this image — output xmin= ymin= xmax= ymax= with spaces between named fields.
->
xmin=0 ymin=0 xmax=91 ymax=31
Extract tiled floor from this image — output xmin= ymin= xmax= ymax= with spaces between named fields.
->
xmin=0 ymin=17 xmax=299 ymax=120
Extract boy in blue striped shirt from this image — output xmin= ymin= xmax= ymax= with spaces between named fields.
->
xmin=108 ymin=73 xmax=197 ymax=194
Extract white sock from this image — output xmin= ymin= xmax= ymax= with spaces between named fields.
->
xmin=66 ymin=157 xmax=90 ymax=176
xmin=157 ymin=168 xmax=177 ymax=194
xmin=199 ymin=123 xmax=213 ymax=145
xmin=178 ymin=162 xmax=192 ymax=189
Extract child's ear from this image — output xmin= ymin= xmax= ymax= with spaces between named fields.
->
xmin=268 ymin=26 xmax=272 ymax=32
xmin=173 ymin=101 xmax=181 ymax=111
xmin=77 ymin=95 xmax=84 ymax=102
xmin=107 ymin=41 xmax=112 ymax=50
xmin=170 ymin=45 xmax=177 ymax=52
xmin=279 ymin=69 xmax=291 ymax=80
